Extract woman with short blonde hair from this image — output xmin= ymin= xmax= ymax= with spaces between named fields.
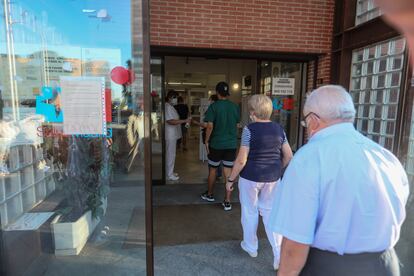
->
xmin=226 ymin=94 xmax=293 ymax=271
xmin=248 ymin=94 xmax=273 ymax=120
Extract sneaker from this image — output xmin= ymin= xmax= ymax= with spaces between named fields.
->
xmin=201 ymin=191 xmax=215 ymax=202
xmin=167 ymin=175 xmax=179 ymax=181
xmin=222 ymin=201 xmax=232 ymax=211
xmin=273 ymin=256 xmax=280 ymax=270
xmin=240 ymin=241 xmax=257 ymax=258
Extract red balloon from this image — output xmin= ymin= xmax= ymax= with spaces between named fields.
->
xmin=110 ymin=66 xmax=129 ymax=85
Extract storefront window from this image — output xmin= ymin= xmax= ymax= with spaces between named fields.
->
xmin=0 ymin=1 xmax=147 ymax=275
xmin=355 ymin=0 xmax=382 ymax=25
xmin=350 ymin=37 xmax=406 ymax=151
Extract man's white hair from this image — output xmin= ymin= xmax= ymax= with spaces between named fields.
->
xmin=304 ymin=85 xmax=356 ymax=122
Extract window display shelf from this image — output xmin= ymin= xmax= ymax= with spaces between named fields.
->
xmin=0 ymin=143 xmax=56 ymax=228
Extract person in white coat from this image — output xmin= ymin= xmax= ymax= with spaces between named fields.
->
xmin=165 ymin=90 xmax=190 ymax=181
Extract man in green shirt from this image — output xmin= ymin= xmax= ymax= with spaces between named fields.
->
xmin=201 ymin=82 xmax=240 ymax=211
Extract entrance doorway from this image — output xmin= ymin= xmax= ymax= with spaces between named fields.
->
xmin=149 ymin=53 xmax=310 ymax=274
xmin=165 ymin=56 xmax=257 ymax=184
xmin=151 ymin=56 xmax=308 ymax=186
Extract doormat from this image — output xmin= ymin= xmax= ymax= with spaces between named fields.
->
xmin=124 ymin=203 xmax=266 ymax=247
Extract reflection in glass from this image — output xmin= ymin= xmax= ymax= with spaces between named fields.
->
xmin=0 ymin=0 xmax=147 ymax=275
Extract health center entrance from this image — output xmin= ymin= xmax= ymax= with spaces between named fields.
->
xmin=149 ymin=52 xmax=314 ymax=259
xmin=150 ymin=55 xmax=310 ymax=186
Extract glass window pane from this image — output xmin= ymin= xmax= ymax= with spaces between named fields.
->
xmin=390 ymin=39 xmax=406 ymax=55
xmin=376 ymin=89 xmax=384 ymax=104
xmin=367 ymin=61 xmax=374 ymax=74
xmin=374 ymin=106 xmax=383 ymax=118
xmin=391 ymin=56 xmax=403 ymax=70
xmin=355 ymin=0 xmax=381 ymax=25
xmin=363 ymin=105 xmax=370 ymax=118
xmin=384 ymin=137 xmax=394 ymax=150
xmin=389 ymin=88 xmax=400 ymax=103
xmin=386 ymin=121 xmax=396 ymax=135
xmin=378 ymin=59 xmax=387 ymax=73
xmin=351 ymin=37 xmax=405 ymax=151
xmin=361 ymin=120 xmax=368 ymax=132
xmin=352 ymin=78 xmax=361 ymax=90
xmin=379 ymin=43 xmax=389 ymax=56
xmin=354 ymin=50 xmax=364 ymax=63
xmin=372 ymin=135 xmax=380 ymax=143
xmin=391 ymin=72 xmax=401 ymax=87
xmin=368 ymin=46 xmax=376 ymax=59
xmin=377 ymin=74 xmax=386 ymax=88
xmin=366 ymin=76 xmax=373 ymax=89
xmin=353 ymin=63 xmax=363 ymax=76
xmin=388 ymin=105 xmax=398 ymax=119
xmin=0 ymin=1 xmax=148 ymax=274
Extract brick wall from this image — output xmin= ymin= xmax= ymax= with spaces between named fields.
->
xmin=151 ymin=0 xmax=335 ymax=83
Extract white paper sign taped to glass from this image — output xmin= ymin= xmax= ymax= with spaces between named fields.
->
xmin=272 ymin=78 xmax=295 ymax=95
xmin=60 ymin=76 xmax=106 ymax=135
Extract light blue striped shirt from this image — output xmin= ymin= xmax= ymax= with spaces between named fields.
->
xmin=269 ymin=123 xmax=409 ymax=254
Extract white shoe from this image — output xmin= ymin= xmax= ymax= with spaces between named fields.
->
xmin=273 ymin=255 xmax=280 ymax=270
xmin=240 ymin=241 xmax=257 ymax=258
xmin=168 ymin=175 xmax=179 ymax=181
xmin=173 ymin=172 xmax=179 ymax=177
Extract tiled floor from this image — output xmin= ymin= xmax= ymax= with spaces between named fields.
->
xmin=172 ymin=136 xmax=210 ymax=184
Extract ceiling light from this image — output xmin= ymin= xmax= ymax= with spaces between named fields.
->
xmin=232 ymin=83 xmax=240 ymax=90
xmin=182 ymin=82 xmax=202 ymax=86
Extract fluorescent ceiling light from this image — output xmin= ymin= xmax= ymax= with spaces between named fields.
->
xmin=182 ymin=82 xmax=202 ymax=86
xmin=168 ymin=82 xmax=181 ymax=85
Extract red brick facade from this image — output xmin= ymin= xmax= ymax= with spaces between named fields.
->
xmin=150 ymin=0 xmax=335 ymax=84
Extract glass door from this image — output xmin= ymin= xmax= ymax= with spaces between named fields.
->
xmin=260 ymin=61 xmax=306 ymax=151
xmin=150 ymin=58 xmax=165 ymax=185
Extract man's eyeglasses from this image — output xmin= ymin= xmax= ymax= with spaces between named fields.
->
xmin=300 ymin=112 xmax=320 ymax=128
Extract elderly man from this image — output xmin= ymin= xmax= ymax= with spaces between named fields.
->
xmin=269 ymin=85 xmax=409 ymax=276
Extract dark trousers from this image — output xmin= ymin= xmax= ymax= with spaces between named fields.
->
xmin=300 ymin=248 xmax=400 ymax=276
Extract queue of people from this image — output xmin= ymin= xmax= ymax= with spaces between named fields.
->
xmin=165 ymin=81 xmax=409 ymax=275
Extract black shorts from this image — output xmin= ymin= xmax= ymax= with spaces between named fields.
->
xmin=208 ymin=147 xmax=237 ymax=168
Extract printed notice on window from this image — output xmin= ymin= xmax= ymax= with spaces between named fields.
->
xmin=60 ymin=76 xmax=106 ymax=135
xmin=272 ymin=78 xmax=295 ymax=95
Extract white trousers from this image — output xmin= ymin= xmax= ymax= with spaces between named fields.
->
xmin=166 ymin=139 xmax=177 ymax=178
xmin=239 ymin=177 xmax=282 ymax=258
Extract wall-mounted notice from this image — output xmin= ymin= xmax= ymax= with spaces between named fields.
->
xmin=60 ymin=76 xmax=106 ymax=135
xmin=272 ymin=78 xmax=295 ymax=95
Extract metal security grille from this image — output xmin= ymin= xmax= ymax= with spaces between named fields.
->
xmin=350 ymin=38 xmax=406 ymax=151
xmin=355 ymin=0 xmax=381 ymax=25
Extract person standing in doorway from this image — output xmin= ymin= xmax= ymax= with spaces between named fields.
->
xmin=201 ymin=82 xmax=240 ymax=211
xmin=174 ymin=96 xmax=190 ymax=151
xmin=269 ymin=85 xmax=409 ymax=276
xmin=225 ymin=94 xmax=293 ymax=271
xmin=165 ymin=90 xmax=190 ymax=181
